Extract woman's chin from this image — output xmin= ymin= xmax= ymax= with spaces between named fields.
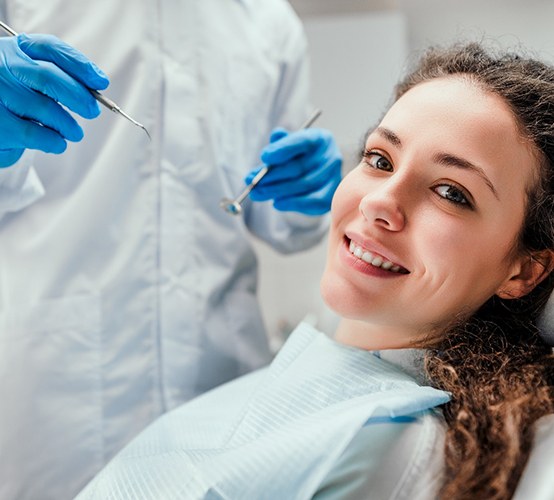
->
xmin=320 ymin=276 xmax=370 ymax=320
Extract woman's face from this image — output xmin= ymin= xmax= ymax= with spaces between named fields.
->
xmin=321 ymin=77 xmax=539 ymax=349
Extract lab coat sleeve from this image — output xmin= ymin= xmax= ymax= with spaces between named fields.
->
xmin=0 ymin=150 xmax=45 ymax=219
xmin=247 ymin=207 xmax=329 ymax=255
xmin=243 ymin=3 xmax=330 ymax=254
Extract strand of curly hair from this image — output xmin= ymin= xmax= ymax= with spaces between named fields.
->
xmin=426 ymin=296 xmax=554 ymax=499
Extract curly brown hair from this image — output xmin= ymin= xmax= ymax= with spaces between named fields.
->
xmin=395 ymin=43 xmax=554 ymax=499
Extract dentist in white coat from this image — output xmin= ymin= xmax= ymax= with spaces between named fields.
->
xmin=0 ymin=1 xmax=342 ymax=498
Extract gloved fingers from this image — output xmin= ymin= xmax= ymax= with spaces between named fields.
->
xmin=11 ymin=58 xmax=101 ymax=119
xmin=0 ymin=78 xmax=84 ymax=142
xmin=249 ymin=158 xmax=339 ymax=201
xmin=269 ymin=127 xmax=288 ymax=143
xmin=0 ymin=148 xmax=24 ymax=168
xmin=1 ymin=35 xmax=103 ymax=119
xmin=245 ymin=126 xmax=342 ymax=216
xmin=0 ymin=103 xmax=67 ymax=154
xmin=17 ymin=33 xmax=109 ymax=91
xmin=261 ymin=128 xmax=333 ymax=165
xmin=272 ymin=180 xmax=341 ymax=216
xmin=244 ymin=153 xmax=322 ymax=186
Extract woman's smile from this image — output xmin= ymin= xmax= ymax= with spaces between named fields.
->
xmin=341 ymin=236 xmax=409 ymax=276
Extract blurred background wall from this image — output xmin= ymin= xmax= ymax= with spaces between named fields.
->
xmin=252 ymin=0 xmax=554 ymax=348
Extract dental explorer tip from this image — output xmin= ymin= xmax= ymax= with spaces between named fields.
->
xmin=114 ymin=106 xmax=151 ymax=140
xmin=139 ymin=124 xmax=151 ymax=141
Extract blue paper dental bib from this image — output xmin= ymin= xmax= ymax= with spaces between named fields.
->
xmin=77 ymin=323 xmax=450 ymax=500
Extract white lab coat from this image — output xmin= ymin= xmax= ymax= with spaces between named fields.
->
xmin=0 ymin=1 xmax=328 ymax=499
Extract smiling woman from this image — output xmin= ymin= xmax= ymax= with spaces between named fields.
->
xmin=323 ymin=76 xmax=543 ymax=350
xmin=321 ymin=43 xmax=554 ymax=499
xmin=76 ymin=43 xmax=554 ymax=500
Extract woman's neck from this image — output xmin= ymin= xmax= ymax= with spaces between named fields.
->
xmin=333 ymin=318 xmax=425 ymax=351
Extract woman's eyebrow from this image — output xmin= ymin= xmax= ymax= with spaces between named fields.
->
xmin=433 ymin=152 xmax=500 ymax=200
xmin=375 ymin=126 xmax=402 ymax=148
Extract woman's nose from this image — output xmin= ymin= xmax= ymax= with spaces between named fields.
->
xmin=359 ymin=182 xmax=407 ymax=231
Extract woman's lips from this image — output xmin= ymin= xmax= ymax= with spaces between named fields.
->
xmin=341 ymin=236 xmax=409 ymax=276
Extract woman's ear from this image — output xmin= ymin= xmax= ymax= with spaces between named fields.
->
xmin=496 ymin=249 xmax=554 ymax=299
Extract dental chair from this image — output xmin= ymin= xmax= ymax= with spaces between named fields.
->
xmin=518 ymin=295 xmax=554 ymax=499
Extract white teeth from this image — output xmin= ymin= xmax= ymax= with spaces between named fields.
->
xmin=361 ymin=251 xmax=373 ymax=263
xmin=348 ymin=240 xmax=404 ymax=273
xmin=371 ymin=256 xmax=383 ymax=267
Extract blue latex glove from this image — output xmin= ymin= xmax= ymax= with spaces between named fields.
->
xmin=0 ymin=33 xmax=109 ymax=167
xmin=245 ymin=128 xmax=342 ymax=216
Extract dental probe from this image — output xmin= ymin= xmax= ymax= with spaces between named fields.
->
xmin=220 ymin=108 xmax=322 ymax=216
xmin=0 ymin=20 xmax=151 ymax=140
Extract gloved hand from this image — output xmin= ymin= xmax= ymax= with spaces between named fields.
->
xmin=0 ymin=33 xmax=109 ymax=167
xmin=245 ymin=128 xmax=342 ymax=216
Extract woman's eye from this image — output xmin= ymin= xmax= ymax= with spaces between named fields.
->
xmin=434 ymin=184 xmax=472 ymax=208
xmin=363 ymin=151 xmax=393 ymax=172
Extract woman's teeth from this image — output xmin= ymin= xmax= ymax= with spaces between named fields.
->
xmin=349 ymin=240 xmax=403 ymax=273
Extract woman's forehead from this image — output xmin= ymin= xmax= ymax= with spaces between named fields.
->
xmin=367 ymin=77 xmax=539 ymax=201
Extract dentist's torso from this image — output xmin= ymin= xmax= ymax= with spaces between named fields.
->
xmin=0 ymin=1 xmax=316 ymax=498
